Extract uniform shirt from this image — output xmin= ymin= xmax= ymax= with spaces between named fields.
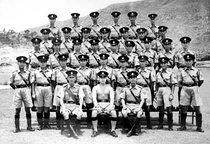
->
xmin=109 ymin=24 xmax=122 ymax=39
xmin=31 ymin=68 xmax=53 ymax=84
xmin=113 ymin=69 xmax=130 ymax=87
xmin=88 ymin=51 xmax=101 ymax=68
xmin=120 ymin=84 xmax=147 ymax=103
xmin=137 ymin=68 xmax=156 ymax=86
xmin=118 ymin=38 xmax=127 ymax=54
xmin=127 ymin=52 xmax=139 ymax=69
xmin=89 ymin=24 xmax=101 ymax=39
xmin=51 ymin=67 xmax=72 ymax=84
xmin=76 ymin=67 xmax=92 ymax=84
xmin=175 ymin=50 xmax=196 ymax=68
xmin=70 ymin=25 xmax=82 ymax=38
xmin=81 ymin=40 xmax=91 ymax=54
xmin=177 ymin=67 xmax=203 ymax=85
xmin=46 ymin=25 xmax=62 ymax=39
xmin=157 ymin=51 xmax=176 ymax=68
xmin=99 ymin=40 xmax=111 ymax=53
xmin=140 ymin=49 xmax=158 ymax=67
xmin=127 ymin=24 xmax=141 ymax=39
xmin=28 ymin=51 xmax=42 ymax=69
xmin=49 ymin=53 xmax=61 ymax=69
xmin=10 ymin=70 xmax=31 ymax=86
xmin=156 ymin=68 xmax=177 ymax=86
xmin=107 ymin=52 xmax=120 ymax=69
xmin=68 ymin=52 xmax=82 ymax=69
xmin=135 ymin=39 xmax=145 ymax=55
xmin=40 ymin=40 xmax=53 ymax=55
xmin=60 ymin=39 xmax=73 ymax=54
xmin=146 ymin=25 xmax=158 ymax=38
xmin=58 ymin=83 xmax=84 ymax=103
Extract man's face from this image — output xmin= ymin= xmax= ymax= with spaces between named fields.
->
xmin=100 ymin=59 xmax=108 ymax=65
xmin=63 ymin=33 xmax=71 ymax=39
xmin=74 ymin=44 xmax=81 ymax=51
xmin=112 ymin=17 xmax=119 ymax=23
xmin=139 ymin=61 xmax=146 ymax=68
xmin=160 ymin=62 xmax=168 ymax=69
xmin=150 ymin=19 xmax=156 ymax=25
xmin=18 ymin=62 xmax=26 ymax=69
xmin=101 ymin=33 xmax=109 ymax=39
xmin=185 ymin=59 xmax=193 ymax=67
xmin=33 ymin=43 xmax=40 ymax=49
xmin=120 ymin=61 xmax=127 ymax=68
xmin=39 ymin=61 xmax=47 ymax=68
xmin=91 ymin=17 xmax=98 ymax=22
xmin=49 ymin=19 xmax=56 ymax=25
xmin=144 ymin=43 xmax=151 ymax=49
xmin=82 ymin=32 xmax=90 ymax=39
xmin=122 ymin=32 xmax=129 ymax=39
xmin=72 ymin=17 xmax=79 ymax=23
xmin=110 ymin=45 xmax=118 ymax=52
xmin=60 ymin=60 xmax=67 ymax=67
xmin=126 ymin=46 xmax=133 ymax=53
xmin=99 ymin=77 xmax=106 ymax=84
xmin=129 ymin=77 xmax=137 ymax=84
xmin=68 ymin=76 xmax=76 ymax=84
xmin=80 ymin=60 xmax=87 ymax=67
xmin=42 ymin=34 xmax=49 ymax=39
xmin=164 ymin=44 xmax=172 ymax=51
xmin=91 ymin=44 xmax=99 ymax=51
xmin=129 ymin=17 xmax=136 ymax=23
xmin=181 ymin=43 xmax=190 ymax=49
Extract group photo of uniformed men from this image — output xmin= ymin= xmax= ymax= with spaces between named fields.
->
xmin=9 ymin=9 xmax=205 ymax=139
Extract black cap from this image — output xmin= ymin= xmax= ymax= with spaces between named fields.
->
xmin=78 ymin=54 xmax=89 ymax=61
xmin=148 ymin=13 xmax=158 ymax=20
xmin=62 ymin=27 xmax=72 ymax=34
xmin=71 ymin=13 xmax=80 ymax=18
xmin=72 ymin=38 xmax=82 ymax=45
xmin=37 ymin=55 xmax=49 ymax=62
xmin=118 ymin=55 xmax=129 ymax=63
xmin=111 ymin=11 xmax=121 ymax=17
xmin=52 ymin=38 xmax=62 ymax=46
xmin=16 ymin=56 xmax=27 ymax=63
xmin=48 ymin=14 xmax=57 ymax=20
xmin=58 ymin=54 xmax=69 ymax=61
xmin=66 ymin=70 xmax=78 ymax=77
xmin=143 ymin=37 xmax=153 ymax=43
xmin=100 ymin=27 xmax=111 ymax=34
xmin=127 ymin=71 xmax=138 ymax=78
xmin=136 ymin=28 xmax=147 ymax=34
xmin=99 ymin=53 xmax=109 ymax=60
xmin=138 ymin=55 xmax=148 ymax=62
xmin=97 ymin=71 xmax=108 ymax=78
xmin=40 ymin=28 xmax=51 ymax=35
xmin=159 ymin=57 xmax=169 ymax=63
xmin=158 ymin=26 xmax=168 ymax=32
xmin=127 ymin=11 xmax=138 ymax=17
xmin=89 ymin=39 xmax=100 ymax=45
xmin=183 ymin=54 xmax=195 ymax=61
xmin=119 ymin=27 xmax=129 ymax=33
xmin=125 ymin=40 xmax=135 ymax=47
xmin=162 ymin=38 xmax=173 ymax=45
xmin=90 ymin=12 xmax=99 ymax=18
xmin=180 ymin=36 xmax=191 ymax=44
xmin=81 ymin=27 xmax=91 ymax=33
xmin=109 ymin=39 xmax=119 ymax=46
xmin=31 ymin=38 xmax=42 ymax=44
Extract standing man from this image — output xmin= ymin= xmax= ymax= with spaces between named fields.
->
xmin=118 ymin=27 xmax=130 ymax=54
xmin=177 ymin=54 xmax=204 ymax=132
xmin=91 ymin=71 xmax=118 ymax=137
xmin=60 ymin=27 xmax=73 ymax=54
xmin=147 ymin=13 xmax=158 ymax=39
xmin=127 ymin=11 xmax=140 ymax=40
xmin=89 ymin=11 xmax=101 ymax=40
xmin=31 ymin=55 xmax=53 ymax=130
xmin=99 ymin=27 xmax=111 ymax=53
xmin=107 ymin=39 xmax=120 ymax=69
xmin=47 ymin=14 xmax=62 ymax=40
xmin=120 ymin=71 xmax=147 ymax=137
xmin=49 ymin=38 xmax=62 ymax=69
xmin=70 ymin=13 xmax=82 ymax=39
xmin=88 ymin=38 xmax=101 ymax=69
xmin=110 ymin=11 xmax=122 ymax=40
xmin=40 ymin=28 xmax=53 ymax=55
xmin=81 ymin=27 xmax=92 ymax=54
xmin=10 ymin=56 xmax=35 ymax=133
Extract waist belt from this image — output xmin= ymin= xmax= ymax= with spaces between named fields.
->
xmin=117 ymin=83 xmax=128 ymax=87
xmin=128 ymin=36 xmax=137 ymax=40
xmin=37 ymin=84 xmax=50 ymax=87
xmin=127 ymin=101 xmax=138 ymax=104
xmin=138 ymin=83 xmax=148 ymax=87
xmin=57 ymin=83 xmax=67 ymax=86
xmin=64 ymin=100 xmax=78 ymax=104
xmin=89 ymin=65 xmax=99 ymax=69
xmin=78 ymin=82 xmax=88 ymax=85
xmin=16 ymin=85 xmax=28 ymax=88
xmin=157 ymin=83 xmax=168 ymax=87
xmin=98 ymin=100 xmax=109 ymax=102
xmin=183 ymin=83 xmax=197 ymax=87
xmin=31 ymin=65 xmax=40 ymax=68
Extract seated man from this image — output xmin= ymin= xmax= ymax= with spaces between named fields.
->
xmin=58 ymin=70 xmax=84 ymax=139
xmin=120 ymin=71 xmax=147 ymax=137
xmin=91 ymin=71 xmax=118 ymax=138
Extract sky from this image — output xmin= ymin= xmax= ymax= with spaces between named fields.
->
xmin=0 ymin=0 xmax=138 ymax=32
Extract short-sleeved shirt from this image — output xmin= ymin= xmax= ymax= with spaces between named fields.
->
xmin=28 ymin=51 xmax=42 ymax=69
xmin=127 ymin=52 xmax=138 ymax=69
xmin=46 ymin=25 xmax=62 ymax=39
xmin=88 ymin=52 xmax=101 ymax=68
xmin=51 ymin=67 xmax=72 ymax=84
xmin=175 ymin=50 xmax=196 ymax=67
xmin=68 ymin=52 xmax=82 ymax=69
xmin=127 ymin=24 xmax=141 ymax=39
xmin=156 ymin=68 xmax=177 ymax=86
xmin=70 ymin=25 xmax=82 ymax=38
xmin=140 ymin=49 xmax=158 ymax=66
xmin=40 ymin=40 xmax=53 ymax=55
xmin=157 ymin=51 xmax=176 ymax=68
xmin=89 ymin=24 xmax=102 ymax=39
xmin=137 ymin=68 xmax=156 ymax=86
xmin=81 ymin=40 xmax=91 ymax=54
xmin=107 ymin=52 xmax=120 ymax=69
xmin=60 ymin=39 xmax=73 ymax=54
xmin=99 ymin=40 xmax=111 ymax=53
xmin=49 ymin=53 xmax=61 ymax=68
xmin=76 ymin=67 xmax=92 ymax=84
xmin=10 ymin=70 xmax=31 ymax=86
xmin=109 ymin=24 xmax=122 ymax=39
xmin=113 ymin=69 xmax=130 ymax=87
xmin=31 ymin=68 xmax=53 ymax=84
xmin=135 ymin=39 xmax=145 ymax=55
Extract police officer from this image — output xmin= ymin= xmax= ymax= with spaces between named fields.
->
xmin=31 ymin=55 xmax=53 ymax=130
xmin=10 ymin=56 xmax=34 ymax=133
xmin=81 ymin=27 xmax=92 ymax=54
xmin=49 ymin=38 xmax=62 ymax=69
xmin=60 ymin=27 xmax=73 ymax=54
xmin=119 ymin=27 xmax=130 ymax=54
xmin=135 ymin=28 xmax=147 ymax=54
xmin=58 ymin=70 xmax=85 ymax=138
xmin=136 ymin=55 xmax=156 ymax=129
xmin=110 ymin=11 xmax=122 ymax=39
xmin=177 ymin=54 xmax=204 ymax=132
xmin=40 ymin=28 xmax=53 ymax=55
xmin=68 ymin=38 xmax=83 ymax=69
xmin=91 ymin=71 xmax=118 ymax=137
xmin=127 ymin=11 xmax=140 ymax=40
xmin=47 ymin=14 xmax=62 ymax=40
xmin=156 ymin=57 xmax=177 ymax=130
xmin=99 ymin=27 xmax=111 ymax=53
xmin=88 ymin=38 xmax=101 ymax=69
xmin=76 ymin=54 xmax=94 ymax=127
xmin=52 ymin=54 xmax=71 ymax=130
xmin=120 ymin=71 xmax=147 ymax=137
xmin=107 ymin=39 xmax=120 ymax=69
xmin=89 ymin=11 xmax=101 ymax=40
xmin=28 ymin=38 xmax=42 ymax=70
xmin=147 ymin=13 xmax=158 ymax=38
xmin=70 ymin=13 xmax=82 ymax=39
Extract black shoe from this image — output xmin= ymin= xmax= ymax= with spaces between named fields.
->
xmin=147 ymin=125 xmax=153 ymax=129
xmin=126 ymin=131 xmax=132 ymax=137
xmin=91 ymin=131 xmax=98 ymax=137
xmin=177 ymin=126 xmax=186 ymax=131
xmin=156 ymin=125 xmax=163 ymax=129
xmin=27 ymin=127 xmax=35 ymax=131
xmin=31 ymin=106 xmax=37 ymax=111
xmin=110 ymin=130 xmax=118 ymax=137
xmin=37 ymin=126 xmax=43 ymax=130
xmin=14 ymin=128 xmax=21 ymax=133
xmin=132 ymin=130 xmax=139 ymax=136
xmin=168 ymin=127 xmax=173 ymax=131
xmin=196 ymin=127 xmax=204 ymax=132
xmin=43 ymin=125 xmax=51 ymax=129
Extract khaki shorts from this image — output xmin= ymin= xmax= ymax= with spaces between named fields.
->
xmin=61 ymin=104 xmax=83 ymax=120
xmin=35 ymin=86 xmax=52 ymax=107
xmin=13 ymin=88 xmax=33 ymax=108
xmin=93 ymin=102 xmax=115 ymax=114
xmin=156 ymin=87 xmax=172 ymax=107
xmin=115 ymin=86 xmax=126 ymax=106
xmin=53 ymin=85 xmax=63 ymax=107
xmin=180 ymin=86 xmax=202 ymax=106
xmin=121 ymin=103 xmax=143 ymax=116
